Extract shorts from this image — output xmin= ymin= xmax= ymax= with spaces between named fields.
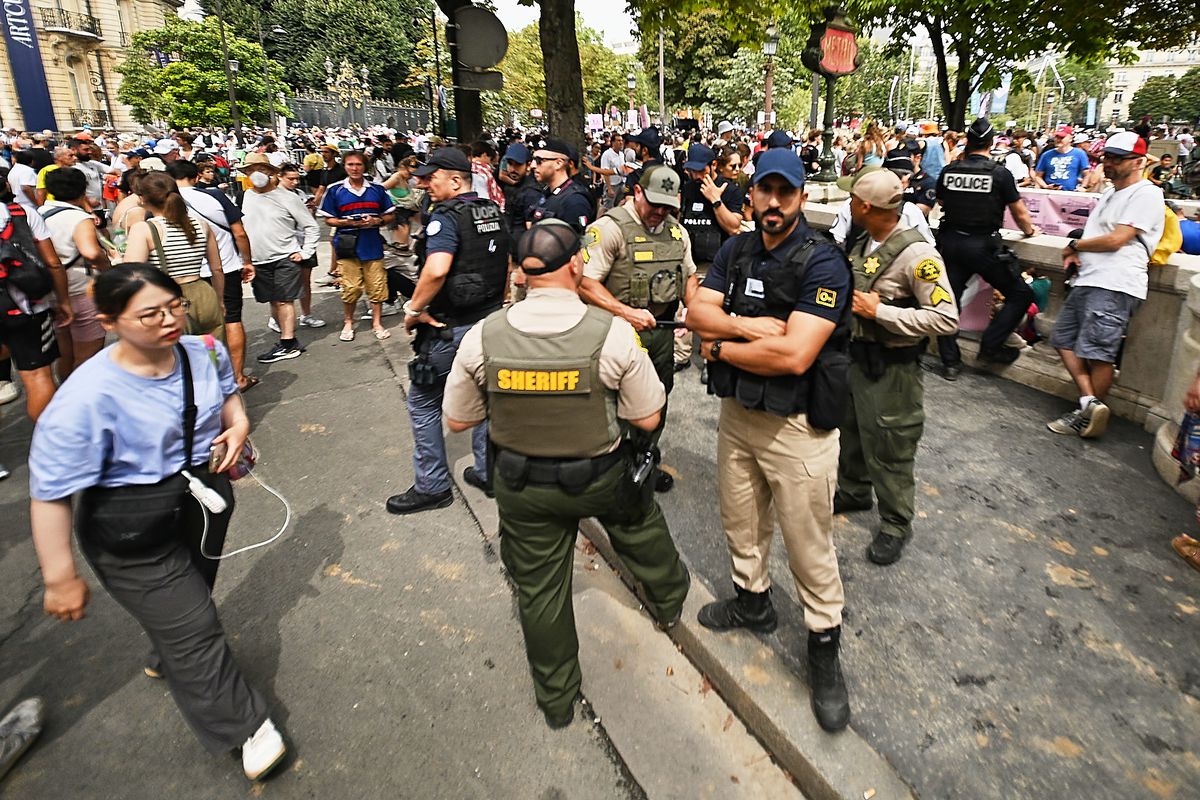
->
xmin=251 ymin=258 xmax=303 ymax=304
xmin=393 ymin=208 xmax=415 ymax=225
xmin=204 ymin=271 xmax=245 ymax=324
xmin=1049 ymin=286 xmax=1141 ymax=363
xmin=0 ymin=309 xmax=59 ymax=371
xmin=69 ymin=291 xmax=105 ymax=342
xmin=338 ymin=258 xmax=387 ymax=304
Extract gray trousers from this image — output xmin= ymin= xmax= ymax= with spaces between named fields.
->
xmin=79 ymin=477 xmax=269 ymax=754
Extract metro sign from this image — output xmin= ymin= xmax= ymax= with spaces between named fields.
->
xmin=818 ymin=27 xmax=857 ymax=77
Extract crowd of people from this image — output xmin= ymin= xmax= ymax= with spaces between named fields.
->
xmin=0 ymin=108 xmax=1197 ymax=783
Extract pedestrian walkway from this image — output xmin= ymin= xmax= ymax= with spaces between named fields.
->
xmin=652 ymin=359 xmax=1200 ymax=800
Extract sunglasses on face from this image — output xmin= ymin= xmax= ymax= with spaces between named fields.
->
xmin=532 ymin=156 xmax=564 ymax=165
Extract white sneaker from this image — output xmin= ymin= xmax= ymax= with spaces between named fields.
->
xmin=241 ymin=718 xmax=286 ymax=781
xmin=298 ymin=314 xmax=326 ymax=328
xmin=267 ymin=317 xmax=280 ymax=334
xmin=0 ymin=381 xmax=18 ymax=405
xmin=0 ymin=463 xmax=9 ymax=481
xmin=362 ymin=302 xmax=400 ymax=319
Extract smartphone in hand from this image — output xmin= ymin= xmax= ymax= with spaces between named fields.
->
xmin=209 ymin=443 xmax=228 ymax=473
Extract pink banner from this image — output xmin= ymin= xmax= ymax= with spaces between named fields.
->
xmin=1003 ymin=190 xmax=1099 ymax=237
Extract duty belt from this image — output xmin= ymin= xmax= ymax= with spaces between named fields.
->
xmin=494 ymin=446 xmax=624 ymax=493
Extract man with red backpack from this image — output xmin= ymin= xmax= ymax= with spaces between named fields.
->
xmin=0 ymin=200 xmax=72 ymax=427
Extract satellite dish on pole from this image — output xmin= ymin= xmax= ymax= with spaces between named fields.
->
xmin=455 ymin=6 xmax=508 ymax=69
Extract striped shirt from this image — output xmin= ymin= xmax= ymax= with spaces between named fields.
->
xmin=146 ymin=213 xmax=210 ymax=280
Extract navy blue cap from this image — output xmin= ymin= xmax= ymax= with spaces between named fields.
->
xmin=682 ymin=143 xmax=717 ymax=171
xmin=629 ymin=126 xmax=662 ymax=151
xmin=504 ymin=142 xmax=532 ymax=164
xmin=127 ymin=148 xmax=151 ymax=159
xmin=751 ymin=148 xmax=806 ymax=188
xmin=414 ymin=147 xmax=472 ymax=176
xmin=765 ymin=130 xmax=794 ymax=149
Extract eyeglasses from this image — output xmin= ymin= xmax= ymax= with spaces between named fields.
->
xmin=126 ymin=299 xmax=189 ymax=327
xmin=532 ymin=156 xmax=563 ymax=165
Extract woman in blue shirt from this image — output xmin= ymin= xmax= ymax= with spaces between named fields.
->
xmin=27 ymin=264 xmax=286 ymax=781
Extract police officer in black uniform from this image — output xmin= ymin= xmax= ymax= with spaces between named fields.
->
xmin=529 ymin=139 xmax=595 ymax=234
xmin=498 ymin=142 xmax=541 ymax=236
xmin=935 ymin=117 xmax=1041 ymax=380
xmin=623 ymin=126 xmax=664 ymax=199
xmin=385 ymin=147 xmax=512 ymax=514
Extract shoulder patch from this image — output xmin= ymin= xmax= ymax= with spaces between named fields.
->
xmin=815 ymin=287 xmax=838 ymax=308
xmin=585 ymin=226 xmax=601 ymax=247
xmin=426 ymin=219 xmax=442 ymax=237
xmin=930 ymin=285 xmax=952 ymax=306
xmin=914 ymin=258 xmax=942 ymax=283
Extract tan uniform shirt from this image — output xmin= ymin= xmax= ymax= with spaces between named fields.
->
xmin=864 ymin=234 xmax=959 ymax=340
xmin=443 ymin=287 xmax=667 ymax=428
xmin=582 ymin=199 xmax=697 ymax=283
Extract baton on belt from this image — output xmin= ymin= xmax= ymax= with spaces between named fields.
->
xmin=652 ymin=320 xmax=685 ymax=329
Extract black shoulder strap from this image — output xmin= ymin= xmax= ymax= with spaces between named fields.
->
xmin=722 ymin=234 xmax=750 ymax=312
xmin=178 ymin=343 xmax=198 ymax=469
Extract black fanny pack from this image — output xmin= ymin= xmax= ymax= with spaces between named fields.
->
xmin=78 ymin=344 xmax=198 ymax=554
xmin=334 ymin=229 xmax=360 ymax=259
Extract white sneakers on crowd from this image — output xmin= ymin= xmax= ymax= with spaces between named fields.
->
xmin=0 ymin=381 xmax=18 ymax=405
xmin=241 ymin=718 xmax=286 ymax=781
xmin=267 ymin=315 xmax=325 ymax=333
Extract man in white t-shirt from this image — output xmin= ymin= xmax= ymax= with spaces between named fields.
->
xmin=6 ymin=150 xmax=39 ymax=215
xmin=587 ymin=133 xmax=627 ymax=210
xmin=1047 ymin=132 xmax=1165 ymax=439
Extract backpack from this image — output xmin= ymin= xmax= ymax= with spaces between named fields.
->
xmin=0 ymin=203 xmax=54 ymax=324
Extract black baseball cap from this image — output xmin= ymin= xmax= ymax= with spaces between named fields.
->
xmin=414 ymin=147 xmax=472 ymax=176
xmin=516 ymin=219 xmax=582 ymax=275
xmin=629 ymin=126 xmax=662 ymax=151
xmin=535 ymin=138 xmax=576 ymax=162
xmin=882 ymin=148 xmax=915 ymax=174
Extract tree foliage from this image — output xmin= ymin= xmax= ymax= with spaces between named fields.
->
xmin=636 ymin=9 xmax=738 ymax=110
xmin=1130 ymin=75 xmax=1179 ymax=122
xmin=1176 ymin=67 xmax=1200 ymax=124
xmin=487 ymin=18 xmax=653 ymax=128
xmin=630 ymin=0 xmax=1199 ymax=129
xmin=201 ymin=0 xmax=427 ymax=101
xmin=115 ymin=17 xmax=285 ymax=126
xmin=833 ymin=39 xmax=908 ymax=121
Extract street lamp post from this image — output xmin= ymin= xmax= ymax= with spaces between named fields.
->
xmin=212 ymin=0 xmax=241 ymax=142
xmin=801 ymin=7 xmax=860 ymax=183
xmin=257 ymin=22 xmax=286 ymax=131
xmin=1047 ymin=93 xmax=1056 ymax=129
xmin=762 ymin=23 xmax=778 ymax=132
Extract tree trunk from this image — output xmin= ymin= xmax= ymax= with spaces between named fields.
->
xmin=950 ymin=37 xmax=972 ymax=130
xmin=539 ymin=0 xmax=585 ymax=152
xmin=924 ymin=19 xmax=955 ymax=127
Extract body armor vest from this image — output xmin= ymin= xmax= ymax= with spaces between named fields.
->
xmin=601 ymin=205 xmax=687 ymax=318
xmin=847 ymin=228 xmax=926 ymax=344
xmin=482 ymin=305 xmax=620 ymax=458
xmin=938 ymin=155 xmax=1008 ymax=234
xmin=426 ymin=196 xmax=512 ymax=325
xmin=679 ymin=179 xmax=724 ymax=263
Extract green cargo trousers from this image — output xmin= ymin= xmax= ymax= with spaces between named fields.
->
xmin=637 ymin=326 xmax=674 ymax=446
xmin=836 ymin=359 xmax=926 ymax=540
xmin=496 ymin=460 xmax=689 ymax=718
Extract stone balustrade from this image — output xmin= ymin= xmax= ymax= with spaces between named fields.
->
xmin=801 ymin=192 xmax=1200 ymax=500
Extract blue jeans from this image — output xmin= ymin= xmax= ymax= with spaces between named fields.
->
xmin=408 ymin=323 xmax=488 ymax=494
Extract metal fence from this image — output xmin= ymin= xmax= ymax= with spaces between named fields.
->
xmin=287 ymin=93 xmax=431 ymax=132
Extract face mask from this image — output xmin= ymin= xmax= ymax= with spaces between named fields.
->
xmin=249 ymin=171 xmax=271 ymax=188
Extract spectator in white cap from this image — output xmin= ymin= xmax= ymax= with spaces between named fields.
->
xmin=1046 ymin=131 xmax=1164 ymax=439
xmin=153 ymin=138 xmax=180 ymax=164
xmin=715 ymin=121 xmax=735 ymax=148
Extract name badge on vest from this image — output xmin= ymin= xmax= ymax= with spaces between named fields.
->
xmin=745 ymin=277 xmax=765 ymax=299
xmin=691 ymin=202 xmax=705 ymax=212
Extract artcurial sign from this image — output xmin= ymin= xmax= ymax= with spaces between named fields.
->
xmin=801 ymin=8 xmax=861 ymax=80
xmin=1 ymin=0 xmax=56 ymax=130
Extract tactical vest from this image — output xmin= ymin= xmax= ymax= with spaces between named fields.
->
xmin=601 ymin=204 xmax=687 ymax=318
xmin=938 ymin=155 xmax=1008 ymax=234
xmin=707 ymin=232 xmax=851 ymax=422
xmin=847 ymin=228 xmax=927 ymax=344
xmin=482 ymin=304 xmax=620 ymax=458
xmin=530 ymin=178 xmax=592 ymax=231
xmin=679 ymin=179 xmax=724 ymax=263
xmin=427 ymin=196 xmax=512 ymax=325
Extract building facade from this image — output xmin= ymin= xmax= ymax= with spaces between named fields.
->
xmin=1099 ymin=46 xmax=1200 ymax=124
xmin=0 ymin=0 xmax=181 ymax=132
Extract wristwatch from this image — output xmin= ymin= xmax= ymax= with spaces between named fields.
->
xmin=402 ymin=300 xmax=424 ymax=318
xmin=1067 ymin=239 xmax=1079 ymax=252
xmin=712 ymin=198 xmax=724 ymax=210
xmin=711 ymin=339 xmax=724 ymax=361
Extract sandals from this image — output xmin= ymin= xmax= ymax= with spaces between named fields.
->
xmin=374 ymin=329 xmax=392 ymax=340
xmin=339 ymin=328 xmax=355 ymax=342
xmin=1172 ymin=534 xmax=1200 ymax=572
xmin=237 ymin=375 xmax=260 ymax=393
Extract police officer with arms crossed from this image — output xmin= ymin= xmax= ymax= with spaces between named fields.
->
xmin=385 ymin=148 xmax=511 ymax=514
xmin=441 ymin=219 xmax=690 ymax=729
xmin=580 ymin=165 xmax=698 ymax=492
xmin=832 ymin=169 xmax=959 ymax=565
xmin=678 ymin=143 xmax=745 ymax=373
xmin=685 ymin=148 xmax=853 ymax=732
xmin=528 ymin=139 xmax=594 ymax=234
xmin=935 ymin=118 xmax=1040 ymax=380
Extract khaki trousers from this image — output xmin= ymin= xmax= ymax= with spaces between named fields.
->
xmin=716 ymin=398 xmax=844 ymax=631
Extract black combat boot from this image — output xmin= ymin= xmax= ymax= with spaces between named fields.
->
xmin=807 ymin=627 xmax=850 ymax=732
xmin=697 ymin=585 xmax=778 ymax=633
